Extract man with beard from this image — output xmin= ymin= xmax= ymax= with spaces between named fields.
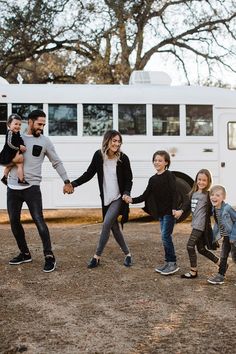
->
xmin=6 ymin=110 xmax=73 ymax=272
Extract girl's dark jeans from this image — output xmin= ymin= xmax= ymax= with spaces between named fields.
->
xmin=7 ymin=185 xmax=53 ymax=256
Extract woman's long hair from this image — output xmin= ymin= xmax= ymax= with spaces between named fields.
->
xmin=101 ymin=130 xmax=122 ymax=160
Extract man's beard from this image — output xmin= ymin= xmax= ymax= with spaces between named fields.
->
xmin=32 ymin=130 xmax=43 ymax=137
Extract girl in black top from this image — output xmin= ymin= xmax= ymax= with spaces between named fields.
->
xmin=0 ymin=114 xmax=29 ymax=185
xmin=124 ymin=150 xmax=179 ymax=275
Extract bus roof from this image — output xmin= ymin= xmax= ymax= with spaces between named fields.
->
xmin=1 ymin=83 xmax=236 ymax=108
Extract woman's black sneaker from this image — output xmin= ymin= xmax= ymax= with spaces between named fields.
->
xmin=88 ymin=257 xmax=100 ymax=268
xmin=124 ymin=255 xmax=132 ymax=267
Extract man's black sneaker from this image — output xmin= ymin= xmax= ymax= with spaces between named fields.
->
xmin=43 ymin=255 xmax=56 ymax=273
xmin=9 ymin=253 xmax=32 ymax=265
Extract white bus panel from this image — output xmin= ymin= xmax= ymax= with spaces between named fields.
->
xmin=0 ymin=73 xmax=236 ymax=209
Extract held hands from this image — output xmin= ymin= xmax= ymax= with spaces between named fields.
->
xmin=63 ymin=183 xmax=74 ymax=195
xmin=173 ymin=209 xmax=183 ymax=220
xmin=122 ymin=194 xmax=133 ymax=204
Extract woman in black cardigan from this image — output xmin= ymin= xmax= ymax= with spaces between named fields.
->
xmin=69 ymin=130 xmax=133 ymax=268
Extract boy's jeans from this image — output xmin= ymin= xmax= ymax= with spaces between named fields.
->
xmin=159 ymin=214 xmax=176 ymax=263
xmin=219 ymin=236 xmax=236 ymax=276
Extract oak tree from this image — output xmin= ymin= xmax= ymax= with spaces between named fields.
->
xmin=0 ymin=0 xmax=235 ymax=84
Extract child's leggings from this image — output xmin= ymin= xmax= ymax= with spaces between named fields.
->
xmin=187 ymin=228 xmax=219 ymax=268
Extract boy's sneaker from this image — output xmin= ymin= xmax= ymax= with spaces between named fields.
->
xmin=9 ymin=253 xmax=32 ymax=265
xmin=160 ymin=262 xmax=179 ymax=275
xmin=43 ymin=255 xmax=56 ymax=273
xmin=207 ymin=273 xmax=224 ymax=285
xmin=155 ymin=262 xmax=168 ymax=273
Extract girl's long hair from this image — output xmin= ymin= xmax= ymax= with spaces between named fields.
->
xmin=190 ymin=169 xmax=212 ymax=196
xmin=101 ymin=130 xmax=122 ymax=160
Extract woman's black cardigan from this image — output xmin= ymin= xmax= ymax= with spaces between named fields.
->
xmin=71 ymin=150 xmax=133 ymax=225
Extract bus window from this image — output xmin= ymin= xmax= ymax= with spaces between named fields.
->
xmin=228 ymin=122 xmax=236 ymax=149
xmin=0 ymin=104 xmax=7 ymax=135
xmin=118 ymin=104 xmax=146 ymax=135
xmin=12 ymin=103 xmax=44 ymax=134
xmin=153 ymin=104 xmax=179 ymax=136
xmin=49 ymin=104 xmax=77 ymax=136
xmin=83 ymin=104 xmax=113 ymax=136
xmin=186 ymin=105 xmax=213 ymax=136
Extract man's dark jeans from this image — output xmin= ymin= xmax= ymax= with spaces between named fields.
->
xmin=7 ymin=185 xmax=53 ymax=256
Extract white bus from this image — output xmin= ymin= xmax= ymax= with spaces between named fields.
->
xmin=0 ymin=71 xmax=236 ymax=212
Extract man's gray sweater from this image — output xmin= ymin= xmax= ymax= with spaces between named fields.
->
xmin=8 ymin=134 xmax=68 ymax=187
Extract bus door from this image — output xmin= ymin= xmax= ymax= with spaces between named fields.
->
xmin=219 ymin=112 xmax=236 ymax=205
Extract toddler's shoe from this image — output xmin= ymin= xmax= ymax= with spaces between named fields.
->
xmin=1 ymin=175 xmax=7 ymax=185
xmin=18 ymin=179 xmax=30 ymax=185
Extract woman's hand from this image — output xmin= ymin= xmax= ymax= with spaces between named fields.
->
xmin=63 ymin=183 xmax=74 ymax=194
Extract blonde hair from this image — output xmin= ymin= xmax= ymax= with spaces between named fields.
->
xmin=190 ymin=169 xmax=212 ymax=195
xmin=210 ymin=185 xmax=226 ymax=198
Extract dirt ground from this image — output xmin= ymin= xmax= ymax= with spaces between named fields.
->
xmin=0 ymin=208 xmax=236 ymax=354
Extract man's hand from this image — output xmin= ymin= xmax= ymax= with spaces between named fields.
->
xmin=63 ymin=183 xmax=74 ymax=194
